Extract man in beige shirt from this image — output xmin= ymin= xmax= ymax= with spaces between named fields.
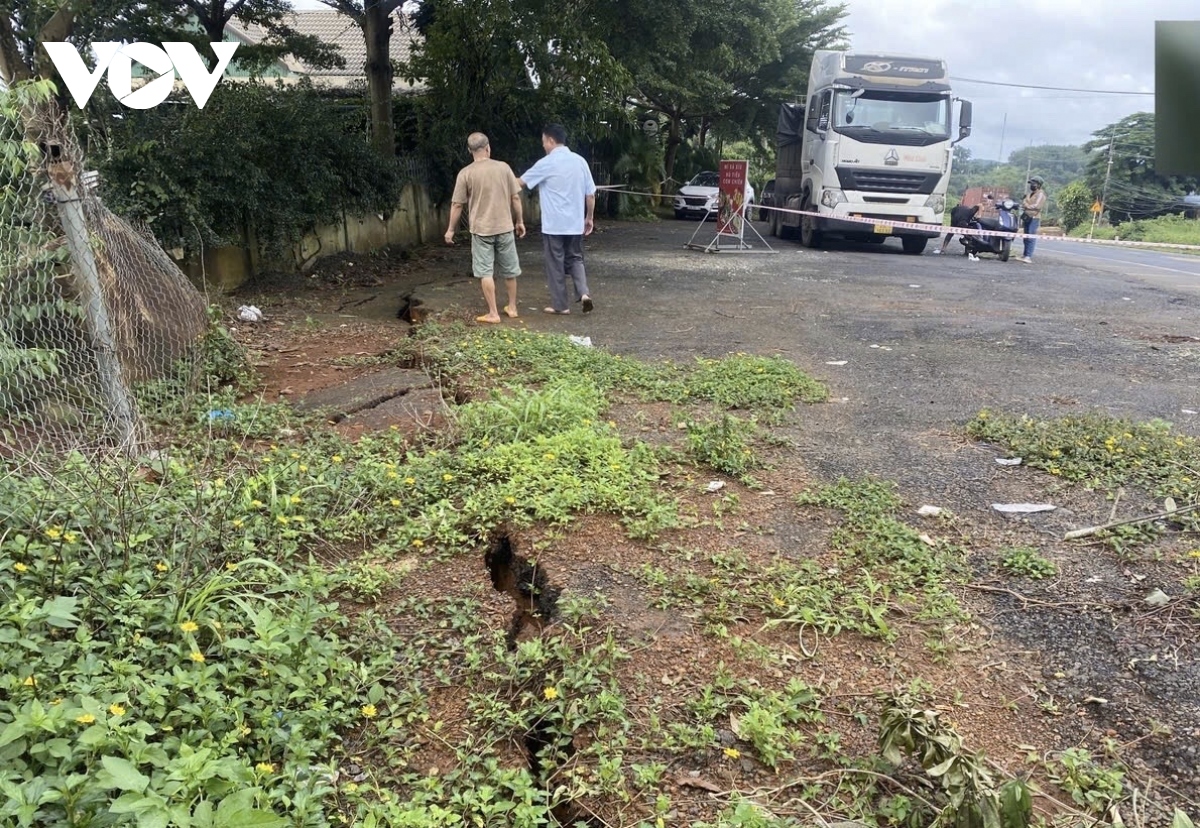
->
xmin=445 ymin=133 xmax=526 ymax=323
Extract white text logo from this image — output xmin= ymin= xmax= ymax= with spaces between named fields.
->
xmin=43 ymin=42 xmax=240 ymax=110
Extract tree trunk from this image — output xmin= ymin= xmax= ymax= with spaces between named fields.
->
xmin=362 ymin=3 xmax=396 ymax=157
xmin=0 ymin=13 xmax=32 ymax=85
xmin=663 ymin=114 xmax=682 ymax=189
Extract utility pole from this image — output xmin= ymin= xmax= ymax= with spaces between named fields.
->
xmin=1088 ymin=129 xmax=1116 ymax=240
xmin=998 ymin=112 xmax=1007 ymax=162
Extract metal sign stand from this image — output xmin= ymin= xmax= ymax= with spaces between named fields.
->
xmin=685 ymin=210 xmax=777 ymax=254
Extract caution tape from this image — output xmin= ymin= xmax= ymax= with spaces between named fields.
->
xmin=592 ymin=185 xmax=1200 ymax=251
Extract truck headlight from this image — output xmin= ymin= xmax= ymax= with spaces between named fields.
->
xmin=924 ymin=195 xmax=945 ymax=213
xmin=820 ymin=189 xmax=846 ymax=208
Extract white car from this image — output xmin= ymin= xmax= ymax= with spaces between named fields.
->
xmin=673 ymin=170 xmax=755 ymax=219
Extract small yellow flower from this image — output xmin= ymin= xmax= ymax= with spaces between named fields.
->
xmin=772 ymin=596 xmax=785 ymax=607
xmin=442 ymin=474 xmax=454 ymax=482
xmin=411 ymin=539 xmax=424 ymax=548
xmin=387 ymin=471 xmax=398 ymax=479
xmin=75 ymin=714 xmax=96 ymax=725
xmin=361 ymin=704 xmax=378 ymax=718
xmin=505 ymin=496 xmax=516 ymax=505
xmin=345 ymin=782 xmax=360 ymax=793
xmin=332 ymin=455 xmax=344 ymax=464
xmin=189 ymin=651 xmax=206 ymax=663
xmin=232 ymin=519 xmax=244 ymax=528
xmin=242 ymin=726 xmax=252 ymax=735
xmin=225 ymin=562 xmax=238 ymax=572
xmin=179 ymin=621 xmax=199 ymax=633
xmin=256 ymin=762 xmax=276 ymax=774
xmin=723 ymin=748 xmax=741 ymax=759
xmin=299 ymin=464 xmax=308 ymax=473
xmin=22 ymin=676 xmax=35 ymax=687
xmin=155 ymin=562 xmax=169 ymax=573
xmin=543 ymin=687 xmax=559 ymax=701
xmin=50 ymin=698 xmax=62 ymax=706
xmin=45 ymin=527 xmax=63 ymax=540
xmin=212 ymin=621 xmax=222 ymax=630
xmin=161 ymin=725 xmax=173 ymax=732
xmin=251 ymin=500 xmax=264 ymax=509
xmin=544 ymin=453 xmax=556 ymax=461
xmin=276 ymin=516 xmax=289 ymax=525
xmin=390 ymin=499 xmax=401 ymax=507
xmin=64 ymin=532 xmax=77 ymax=544
xmin=487 ymin=367 xmax=496 ymax=374
xmin=290 ymin=495 xmax=301 ymax=505
xmin=109 ymin=703 xmax=126 ymax=717
xmin=14 ymin=562 xmax=28 ymax=573
xmin=405 ymin=477 xmax=416 ymax=485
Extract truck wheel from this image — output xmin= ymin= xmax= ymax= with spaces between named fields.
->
xmin=1000 ymin=239 xmax=1011 ymax=262
xmin=674 ymin=209 xmax=685 ymax=220
xmin=901 ymin=236 xmax=928 ymax=255
xmin=799 ymin=195 xmax=822 ymax=248
xmin=768 ymin=210 xmax=779 ymax=237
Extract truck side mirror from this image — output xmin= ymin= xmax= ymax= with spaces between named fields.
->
xmin=953 ymin=100 xmax=973 ymax=145
xmin=818 ymin=115 xmax=829 ymax=131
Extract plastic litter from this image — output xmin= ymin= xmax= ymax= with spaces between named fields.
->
xmin=995 ymin=458 xmax=1023 ymax=466
xmin=1144 ymin=588 xmax=1170 ymax=608
xmin=568 ymin=335 xmax=592 ymax=347
xmin=992 ymin=503 xmax=1056 ymax=514
xmin=706 ymin=481 xmax=726 ymax=493
xmin=825 ymin=360 xmax=848 ymax=366
xmin=917 ymin=505 xmax=943 ymax=517
xmin=237 ymin=305 xmax=264 ymax=322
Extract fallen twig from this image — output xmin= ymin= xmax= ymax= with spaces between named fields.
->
xmin=1063 ymin=501 xmax=1200 ymax=540
xmin=964 ymin=583 xmax=1108 ymax=610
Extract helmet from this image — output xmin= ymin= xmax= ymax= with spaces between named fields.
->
xmin=1029 ymin=176 xmax=1044 ymax=186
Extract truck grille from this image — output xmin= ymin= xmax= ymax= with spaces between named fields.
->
xmin=835 ymin=167 xmax=940 ymax=195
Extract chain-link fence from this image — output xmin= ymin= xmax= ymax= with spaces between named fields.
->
xmin=1 ymin=86 xmax=210 ymax=457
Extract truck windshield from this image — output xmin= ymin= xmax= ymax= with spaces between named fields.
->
xmin=833 ymin=91 xmax=949 ymax=139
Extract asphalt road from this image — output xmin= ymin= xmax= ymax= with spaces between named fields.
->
xmin=1035 ymin=237 xmax=1200 ymax=286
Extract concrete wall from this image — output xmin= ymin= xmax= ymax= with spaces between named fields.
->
xmin=180 ymin=184 xmax=542 ymax=293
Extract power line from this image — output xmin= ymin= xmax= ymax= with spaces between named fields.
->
xmin=950 ymin=77 xmax=1154 ymax=96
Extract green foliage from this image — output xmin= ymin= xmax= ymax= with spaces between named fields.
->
xmin=1056 ymin=180 xmax=1094 ymax=232
xmin=1047 ymin=748 xmax=1127 ymax=813
xmin=401 ymin=322 xmax=826 ymax=418
xmin=1082 ymin=112 xmax=1198 ymax=224
xmin=0 ymin=454 xmax=399 ymax=826
xmin=880 ymin=693 xmax=1032 ymax=828
xmin=998 ymin=547 xmax=1057 ymax=580
xmin=968 ymin=410 xmax=1200 ymax=509
xmin=1068 ymin=212 xmax=1200 ymax=245
xmin=94 ymin=82 xmax=408 ymax=254
xmin=686 ymin=414 xmax=760 ymax=476
xmin=950 ymin=144 xmax=1087 ymax=222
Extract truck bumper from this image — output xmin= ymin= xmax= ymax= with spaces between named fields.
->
xmin=820 ymin=210 xmax=940 ymax=238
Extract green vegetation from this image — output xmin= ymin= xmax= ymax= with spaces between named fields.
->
xmin=1068 ymin=213 xmax=1200 ymax=246
xmin=998 ymin=547 xmax=1058 ymax=580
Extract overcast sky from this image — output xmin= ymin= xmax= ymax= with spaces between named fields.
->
xmin=841 ymin=0 xmax=1193 ymax=161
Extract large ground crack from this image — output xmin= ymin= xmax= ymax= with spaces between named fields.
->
xmin=484 ymin=532 xmax=593 ymax=825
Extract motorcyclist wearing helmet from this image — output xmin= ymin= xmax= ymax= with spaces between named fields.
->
xmin=1020 ymin=176 xmax=1046 ymax=264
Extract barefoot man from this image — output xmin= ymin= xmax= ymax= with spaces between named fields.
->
xmin=445 ymin=132 xmax=526 ymax=323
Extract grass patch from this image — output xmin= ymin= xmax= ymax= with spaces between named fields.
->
xmin=998 ymin=546 xmax=1058 ymax=580
xmin=399 ymin=321 xmax=828 ymax=415
xmin=1068 ymin=214 xmax=1200 ymax=247
xmin=968 ymin=409 xmax=1200 ymax=523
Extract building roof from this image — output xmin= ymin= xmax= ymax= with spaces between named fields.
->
xmin=228 ymin=10 xmax=420 ymax=84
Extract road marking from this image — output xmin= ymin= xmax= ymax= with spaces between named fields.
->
xmin=1050 ymin=247 xmax=1200 ymax=277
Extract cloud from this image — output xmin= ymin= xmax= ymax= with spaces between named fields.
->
xmin=840 ymin=0 xmax=1193 ymax=160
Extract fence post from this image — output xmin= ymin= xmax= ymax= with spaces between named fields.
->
xmin=43 ymin=143 xmax=143 ymax=454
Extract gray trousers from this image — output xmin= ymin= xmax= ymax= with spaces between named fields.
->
xmin=542 ymin=234 xmax=589 ymax=312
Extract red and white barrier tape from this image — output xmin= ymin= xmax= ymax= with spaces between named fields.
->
xmin=593 ymin=185 xmax=1200 ymax=252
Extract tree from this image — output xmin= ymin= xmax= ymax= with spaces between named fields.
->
xmin=319 ymin=0 xmax=409 ymax=156
xmin=1083 ymin=112 xmax=1197 ymax=224
xmin=604 ymin=0 xmax=845 ymax=183
xmin=1056 ymin=179 xmax=1093 ymax=232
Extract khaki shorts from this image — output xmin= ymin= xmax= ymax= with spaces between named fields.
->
xmin=471 ymin=232 xmax=521 ymax=279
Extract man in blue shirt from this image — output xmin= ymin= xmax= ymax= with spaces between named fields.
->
xmin=517 ymin=124 xmax=597 ymax=314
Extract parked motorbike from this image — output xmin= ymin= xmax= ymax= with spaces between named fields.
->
xmin=960 ymin=195 xmax=1020 ymax=262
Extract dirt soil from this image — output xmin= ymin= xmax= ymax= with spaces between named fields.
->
xmin=226 ymin=218 xmax=1200 ymax=823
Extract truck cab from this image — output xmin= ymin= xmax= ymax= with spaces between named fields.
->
xmin=772 ymin=51 xmax=972 ymax=255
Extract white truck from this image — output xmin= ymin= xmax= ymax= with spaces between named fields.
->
xmin=770 ymin=51 xmax=972 ymax=255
